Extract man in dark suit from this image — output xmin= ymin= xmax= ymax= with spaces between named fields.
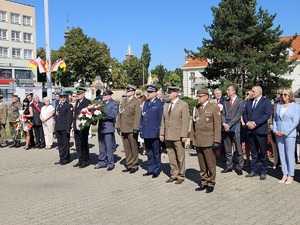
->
xmin=54 ymin=93 xmax=73 ymax=165
xmin=140 ymin=85 xmax=164 ymax=178
xmin=243 ymin=85 xmax=272 ymax=180
xmin=31 ymin=95 xmax=45 ymax=148
xmin=221 ymin=84 xmax=245 ymax=175
xmin=94 ymin=89 xmax=118 ymax=171
xmin=73 ymin=88 xmax=92 ymax=168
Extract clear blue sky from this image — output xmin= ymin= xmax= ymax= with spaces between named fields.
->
xmin=13 ymin=0 xmax=300 ymax=71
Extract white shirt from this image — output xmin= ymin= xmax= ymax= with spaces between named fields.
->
xmin=40 ymin=105 xmax=54 ymax=120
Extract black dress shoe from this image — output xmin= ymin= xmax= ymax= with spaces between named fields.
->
xmin=260 ymin=174 xmax=266 ymax=180
xmin=61 ymin=160 xmax=70 ymax=165
xmin=94 ymin=165 xmax=107 ymax=169
xmin=143 ymin=172 xmax=154 ymax=176
xmin=152 ymin=173 xmax=160 ymax=178
xmin=245 ymin=172 xmax=258 ymax=177
xmin=9 ymin=141 xmax=17 ymax=148
xmin=73 ymin=161 xmax=82 ymax=167
xmin=79 ymin=162 xmax=89 ymax=168
xmin=122 ymin=168 xmax=131 ymax=172
xmin=39 ymin=145 xmax=45 ymax=149
xmin=107 ymin=166 xmax=115 ymax=171
xmin=221 ymin=168 xmax=233 ymax=173
xmin=206 ymin=186 xmax=214 ymax=193
xmin=129 ymin=167 xmax=139 ymax=174
xmin=35 ymin=144 xmax=40 ymax=148
xmin=236 ymin=170 xmax=243 ymax=176
xmin=54 ymin=160 xmax=62 ymax=165
xmin=195 ymin=185 xmax=208 ymax=191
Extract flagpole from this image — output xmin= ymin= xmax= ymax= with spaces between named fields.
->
xmin=44 ymin=0 xmax=52 ymax=98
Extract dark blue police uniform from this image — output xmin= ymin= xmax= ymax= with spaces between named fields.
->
xmin=140 ymin=85 xmax=164 ymax=177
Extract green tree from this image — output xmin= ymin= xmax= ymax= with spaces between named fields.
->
xmin=169 ymin=72 xmax=181 ymax=86
xmin=151 ymin=64 xmax=168 ymax=88
xmin=110 ymin=58 xmax=127 ymax=89
xmin=141 ymin=43 xmax=151 ymax=82
xmin=185 ymin=0 xmax=296 ymax=97
xmin=62 ymin=27 xmax=111 ymax=86
xmin=122 ymin=57 xmax=143 ymax=87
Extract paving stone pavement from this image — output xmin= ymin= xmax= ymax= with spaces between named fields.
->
xmin=0 ymin=133 xmax=300 ymax=225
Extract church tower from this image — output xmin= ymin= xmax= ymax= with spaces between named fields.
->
xmin=125 ymin=43 xmax=134 ymax=60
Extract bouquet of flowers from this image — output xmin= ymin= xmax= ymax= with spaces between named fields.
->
xmin=77 ymin=104 xmax=104 ymax=130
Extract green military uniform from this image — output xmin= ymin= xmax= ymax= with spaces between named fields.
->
xmin=0 ymin=95 xmax=7 ymax=147
xmin=8 ymin=101 xmax=22 ymax=142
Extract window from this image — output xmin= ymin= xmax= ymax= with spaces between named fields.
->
xmin=0 ymin=69 xmax=12 ymax=78
xmin=23 ymin=15 xmax=32 ymax=26
xmin=23 ymin=33 xmax=32 ymax=43
xmin=11 ymin=30 xmax=21 ymax=41
xmin=0 ymin=29 xmax=8 ymax=40
xmin=0 ymin=47 xmax=9 ymax=58
xmin=12 ymin=48 xmax=22 ymax=59
xmin=11 ymin=13 xmax=20 ymax=24
xmin=24 ymin=49 xmax=33 ymax=59
xmin=0 ymin=11 xmax=7 ymax=22
xmin=15 ymin=69 xmax=32 ymax=79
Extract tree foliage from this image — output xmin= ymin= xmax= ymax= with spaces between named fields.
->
xmin=141 ymin=44 xmax=151 ymax=80
xmin=122 ymin=57 xmax=143 ymax=87
xmin=185 ymin=0 xmax=296 ymax=97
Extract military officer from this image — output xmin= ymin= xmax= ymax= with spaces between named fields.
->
xmin=116 ymin=84 xmax=141 ymax=174
xmin=160 ymin=86 xmax=190 ymax=184
xmin=54 ymin=93 xmax=73 ymax=165
xmin=140 ymin=85 xmax=164 ymax=178
xmin=73 ymin=88 xmax=92 ymax=168
xmin=0 ymin=95 xmax=8 ymax=147
xmin=190 ymin=89 xmax=222 ymax=193
xmin=8 ymin=94 xmax=22 ymax=148
xmin=94 ymin=89 xmax=118 ymax=171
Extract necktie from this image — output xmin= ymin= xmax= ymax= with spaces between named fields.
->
xmin=252 ymin=100 xmax=257 ymax=112
xmin=230 ymin=99 xmax=233 ymax=108
xmin=168 ymin=102 xmax=173 ymax=116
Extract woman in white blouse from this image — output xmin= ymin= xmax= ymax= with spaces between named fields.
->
xmin=40 ymin=97 xmax=55 ymax=149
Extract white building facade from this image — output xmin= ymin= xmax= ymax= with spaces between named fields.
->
xmin=0 ymin=0 xmax=37 ymax=99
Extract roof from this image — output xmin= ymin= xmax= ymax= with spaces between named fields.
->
xmin=280 ymin=36 xmax=300 ymax=60
xmin=182 ymin=58 xmax=208 ymax=68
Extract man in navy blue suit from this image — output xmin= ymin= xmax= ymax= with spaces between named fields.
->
xmin=140 ymin=85 xmax=164 ymax=178
xmin=243 ymin=85 xmax=272 ymax=180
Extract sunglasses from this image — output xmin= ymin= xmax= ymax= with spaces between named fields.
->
xmin=72 ymin=95 xmax=77 ymax=97
xmin=281 ymin=93 xmax=288 ymax=97
xmin=245 ymin=93 xmax=250 ymax=96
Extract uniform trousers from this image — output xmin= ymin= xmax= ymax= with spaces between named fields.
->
xmin=98 ymin=132 xmax=114 ymax=168
xmin=223 ymin=131 xmax=244 ymax=170
xmin=196 ymin=146 xmax=216 ymax=187
xmin=165 ymin=140 xmax=185 ymax=181
xmin=248 ymin=131 xmax=268 ymax=175
xmin=9 ymin=122 xmax=21 ymax=141
xmin=75 ymin=128 xmax=90 ymax=163
xmin=144 ymin=138 xmax=161 ymax=174
xmin=121 ymin=132 xmax=139 ymax=169
xmin=276 ymin=136 xmax=296 ymax=176
xmin=0 ymin=124 xmax=6 ymax=145
xmin=56 ymin=130 xmax=70 ymax=162
xmin=42 ymin=118 xmax=54 ymax=147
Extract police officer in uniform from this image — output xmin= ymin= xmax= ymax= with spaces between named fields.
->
xmin=54 ymin=93 xmax=73 ymax=165
xmin=116 ymin=84 xmax=141 ymax=174
xmin=0 ymin=95 xmax=8 ymax=147
xmin=190 ymin=89 xmax=222 ymax=193
xmin=140 ymin=85 xmax=164 ymax=178
xmin=8 ymin=94 xmax=22 ymax=148
xmin=94 ymin=89 xmax=118 ymax=171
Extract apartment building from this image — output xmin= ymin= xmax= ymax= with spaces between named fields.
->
xmin=0 ymin=0 xmax=37 ymax=97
